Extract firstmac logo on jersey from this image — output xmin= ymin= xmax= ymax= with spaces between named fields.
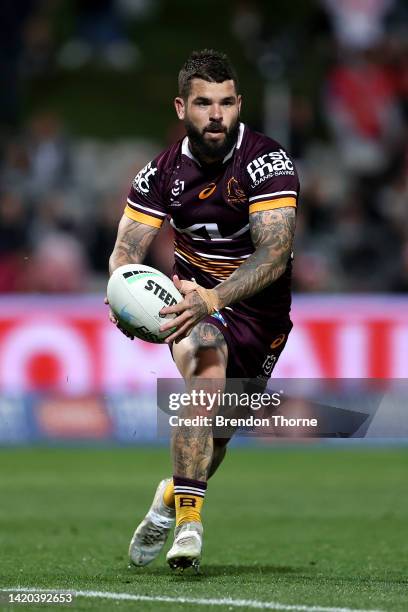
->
xmin=247 ymin=149 xmax=294 ymax=185
xmin=132 ymin=161 xmax=158 ymax=194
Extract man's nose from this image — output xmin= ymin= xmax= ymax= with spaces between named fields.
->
xmin=209 ymin=104 xmax=223 ymax=121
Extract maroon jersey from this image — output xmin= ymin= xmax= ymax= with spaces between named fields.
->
xmin=125 ymin=123 xmax=299 ymax=321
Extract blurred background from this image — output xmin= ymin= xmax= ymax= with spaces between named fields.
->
xmin=0 ymin=0 xmax=407 ymax=444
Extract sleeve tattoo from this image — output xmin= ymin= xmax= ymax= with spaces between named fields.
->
xmin=215 ymin=207 xmax=296 ymax=308
xmin=109 ymin=215 xmax=159 ymax=275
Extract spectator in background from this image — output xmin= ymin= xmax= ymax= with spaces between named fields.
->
xmin=87 ymin=190 xmax=174 ymax=280
xmin=393 ymin=241 xmax=408 ymax=292
xmin=376 ymin=164 xmax=408 ymax=241
xmin=324 ymin=47 xmax=404 ymax=177
xmin=289 ymin=96 xmax=315 ymax=161
xmin=88 ymin=191 xmax=125 ymax=275
xmin=1 ymin=138 xmax=31 ymax=195
xmin=58 ymin=0 xmax=139 ymax=70
xmin=292 ymin=251 xmax=334 ymax=292
xmin=0 ymin=191 xmax=30 ymax=292
xmin=25 ymin=110 xmax=72 ymax=197
xmin=385 ymin=30 xmax=408 ymax=122
xmin=1 ymin=110 xmax=72 ymax=201
xmin=25 ymin=232 xmax=90 ymax=293
xmin=321 ymin=0 xmax=395 ymax=51
xmin=230 ymin=0 xmax=262 ymax=56
xmin=332 ymin=189 xmax=401 ymax=291
xmin=29 ymin=191 xmax=79 ymax=245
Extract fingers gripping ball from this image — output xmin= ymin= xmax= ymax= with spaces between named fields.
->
xmin=173 ymin=277 xmax=220 ymax=315
xmin=107 ymin=264 xmax=183 ymax=343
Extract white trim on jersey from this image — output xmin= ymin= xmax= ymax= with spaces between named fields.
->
xmin=174 ymin=251 xmax=189 ymax=263
xmin=248 ymin=190 xmax=297 ymax=202
xmin=213 ymin=223 xmax=250 ymax=240
xmin=181 ymin=137 xmax=198 ymax=163
xmin=195 ymin=251 xmax=251 ymax=260
xmin=222 ymin=148 xmax=235 ymax=163
xmin=127 ymin=198 xmax=167 ymax=217
xmin=170 ymin=219 xmax=250 ymax=242
xmin=236 ymin=122 xmax=245 ymax=149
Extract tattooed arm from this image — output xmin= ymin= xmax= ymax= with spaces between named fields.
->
xmin=109 ymin=215 xmax=159 ymax=275
xmin=215 ymin=206 xmax=296 ymax=308
xmin=160 ymin=207 xmax=296 ymax=344
xmin=106 ymin=215 xmax=160 ymax=338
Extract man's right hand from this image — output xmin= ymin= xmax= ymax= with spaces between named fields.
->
xmin=104 ymin=297 xmax=134 ymax=340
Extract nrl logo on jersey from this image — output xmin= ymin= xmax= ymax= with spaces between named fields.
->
xmin=132 ymin=161 xmax=158 ymax=194
xmin=171 ymin=179 xmax=185 ymax=198
xmin=247 ymin=149 xmax=294 ymax=186
xmin=261 ymin=353 xmax=277 ymax=376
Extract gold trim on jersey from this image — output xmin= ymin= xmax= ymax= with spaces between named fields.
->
xmin=124 ymin=204 xmax=163 ymax=228
xmin=175 ymin=244 xmax=246 ymax=281
xmin=249 ymin=196 xmax=297 ymax=213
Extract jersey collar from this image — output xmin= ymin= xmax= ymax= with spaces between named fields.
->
xmin=182 ymin=122 xmax=245 ymax=165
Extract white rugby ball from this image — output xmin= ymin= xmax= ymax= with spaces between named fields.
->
xmin=107 ymin=264 xmax=183 ymax=343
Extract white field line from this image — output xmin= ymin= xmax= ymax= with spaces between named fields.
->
xmin=0 ymin=587 xmax=383 ymax=612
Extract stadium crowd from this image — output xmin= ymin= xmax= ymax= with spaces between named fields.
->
xmin=0 ymin=0 xmax=407 ymax=294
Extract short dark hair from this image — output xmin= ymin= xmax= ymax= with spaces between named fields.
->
xmin=178 ymin=49 xmax=239 ymax=99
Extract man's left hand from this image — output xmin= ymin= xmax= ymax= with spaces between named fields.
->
xmin=159 ymin=275 xmax=208 ymax=344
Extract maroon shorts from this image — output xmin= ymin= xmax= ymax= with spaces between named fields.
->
xmin=203 ymin=307 xmax=292 ymax=381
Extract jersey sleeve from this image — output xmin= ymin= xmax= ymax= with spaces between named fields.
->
xmin=124 ymin=157 xmax=167 ymax=229
xmin=244 ymin=146 xmax=299 ymax=214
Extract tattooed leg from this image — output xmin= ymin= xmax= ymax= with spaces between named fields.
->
xmin=171 ymin=322 xmax=228 ymax=481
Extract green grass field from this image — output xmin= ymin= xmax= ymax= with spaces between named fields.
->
xmin=0 ymin=446 xmax=407 ymax=611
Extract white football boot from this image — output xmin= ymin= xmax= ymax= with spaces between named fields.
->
xmin=129 ymin=478 xmax=175 ymax=566
xmin=166 ymin=521 xmax=203 ymax=572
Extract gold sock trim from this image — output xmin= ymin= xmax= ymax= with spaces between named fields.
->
xmin=163 ymin=480 xmax=175 ymax=509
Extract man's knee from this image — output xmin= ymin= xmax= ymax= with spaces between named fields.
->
xmin=173 ymin=321 xmax=228 ymax=380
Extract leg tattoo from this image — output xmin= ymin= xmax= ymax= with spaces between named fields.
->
xmin=172 ymin=322 xmax=227 ymax=481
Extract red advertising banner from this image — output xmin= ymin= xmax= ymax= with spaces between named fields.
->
xmin=0 ymin=295 xmax=406 ymax=394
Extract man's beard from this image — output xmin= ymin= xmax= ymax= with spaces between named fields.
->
xmin=184 ymin=116 xmax=240 ymax=163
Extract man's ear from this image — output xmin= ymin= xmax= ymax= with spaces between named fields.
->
xmin=174 ymin=97 xmax=185 ymax=120
xmin=237 ymin=94 xmax=242 ymax=114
